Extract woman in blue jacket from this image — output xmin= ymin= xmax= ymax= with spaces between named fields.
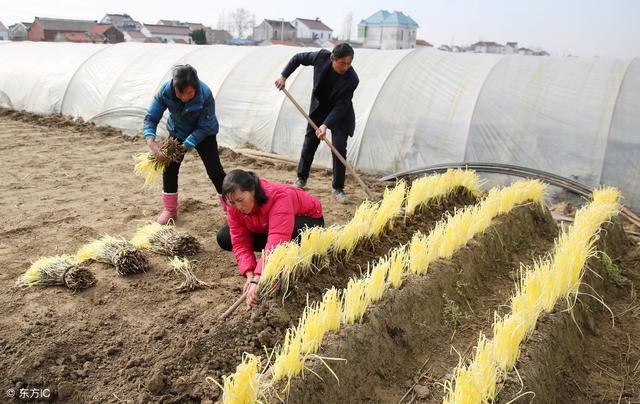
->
xmin=143 ymin=64 xmax=226 ymax=224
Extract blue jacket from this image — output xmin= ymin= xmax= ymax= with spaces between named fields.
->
xmin=143 ymin=80 xmax=219 ymax=149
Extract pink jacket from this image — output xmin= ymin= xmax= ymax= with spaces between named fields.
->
xmin=227 ymin=179 xmax=323 ymax=276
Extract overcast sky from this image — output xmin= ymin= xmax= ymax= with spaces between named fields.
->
xmin=1 ymin=0 xmax=639 ymax=58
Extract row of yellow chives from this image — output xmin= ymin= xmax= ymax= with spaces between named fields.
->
xmin=443 ymin=188 xmax=620 ymax=404
xmin=258 ymin=169 xmax=482 ymax=299
xmin=217 ymin=170 xmax=482 ymax=403
xmin=250 ymin=180 xmax=545 ymax=400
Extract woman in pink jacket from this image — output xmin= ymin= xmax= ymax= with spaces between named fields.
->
xmin=216 ymin=169 xmax=324 ymax=309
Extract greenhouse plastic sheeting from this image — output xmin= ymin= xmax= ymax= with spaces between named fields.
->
xmin=0 ymin=42 xmax=638 ymax=209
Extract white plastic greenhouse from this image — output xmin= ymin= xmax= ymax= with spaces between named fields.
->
xmin=0 ymin=42 xmax=638 ymax=208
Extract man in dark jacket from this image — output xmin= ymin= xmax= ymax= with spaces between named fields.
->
xmin=275 ymin=43 xmax=359 ymax=204
xmin=144 ymin=64 xmax=226 ymax=223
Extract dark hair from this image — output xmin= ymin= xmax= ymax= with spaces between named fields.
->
xmin=172 ymin=64 xmax=199 ymax=92
xmin=222 ymin=169 xmax=268 ymax=206
xmin=332 ymin=43 xmax=354 ymax=59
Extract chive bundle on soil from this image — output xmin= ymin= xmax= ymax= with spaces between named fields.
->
xmin=17 ymin=255 xmax=96 ymax=291
xmin=131 ymin=222 xmax=201 ymax=256
xmin=77 ymin=235 xmax=149 ymax=276
xmin=169 ymin=257 xmax=210 ymax=293
xmin=133 ymin=138 xmax=185 ymax=186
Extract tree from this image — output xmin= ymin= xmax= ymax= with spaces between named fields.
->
xmin=229 ymin=8 xmax=255 ymax=39
xmin=190 ymin=29 xmax=207 ymax=45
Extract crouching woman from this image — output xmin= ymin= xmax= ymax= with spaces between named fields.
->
xmin=217 ymin=169 xmax=324 ymax=309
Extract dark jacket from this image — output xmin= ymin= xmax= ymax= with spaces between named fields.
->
xmin=143 ymin=80 xmax=219 ymax=149
xmin=281 ymin=49 xmax=359 ymax=136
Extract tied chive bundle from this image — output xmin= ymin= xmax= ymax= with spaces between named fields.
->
xmin=17 ymin=255 xmax=96 ymax=291
xmin=133 ymin=137 xmax=185 ymax=187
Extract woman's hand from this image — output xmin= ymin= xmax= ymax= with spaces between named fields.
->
xmin=146 ymin=138 xmax=170 ymax=163
xmin=243 ymin=273 xmax=260 ymax=310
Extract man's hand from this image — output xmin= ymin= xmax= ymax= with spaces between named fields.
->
xmin=146 ymin=138 xmax=170 ymax=163
xmin=315 ymin=124 xmax=328 ymax=140
xmin=274 ymin=75 xmax=286 ymax=91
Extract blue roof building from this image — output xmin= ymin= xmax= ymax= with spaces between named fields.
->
xmin=358 ymin=10 xmax=420 ymax=49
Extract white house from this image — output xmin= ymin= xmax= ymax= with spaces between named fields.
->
xmin=357 ymin=10 xmax=419 ymax=50
xmin=292 ymin=18 xmax=333 ymax=41
xmin=8 ymin=22 xmax=31 ymax=41
xmin=140 ymin=24 xmax=192 ymax=44
xmin=0 ymin=21 xmax=9 ymax=41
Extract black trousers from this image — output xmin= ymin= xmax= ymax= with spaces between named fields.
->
xmin=217 ymin=215 xmax=325 ymax=252
xmin=297 ymin=114 xmax=348 ymax=190
xmin=163 ymin=135 xmax=226 ymax=194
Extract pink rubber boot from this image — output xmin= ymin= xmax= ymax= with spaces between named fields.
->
xmin=157 ymin=192 xmax=178 ymax=224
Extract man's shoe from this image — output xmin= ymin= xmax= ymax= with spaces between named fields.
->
xmin=293 ymin=178 xmax=307 ymax=189
xmin=332 ymin=189 xmax=350 ymax=204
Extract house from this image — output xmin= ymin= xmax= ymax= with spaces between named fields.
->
xmin=141 ymin=23 xmax=192 ymax=44
xmin=415 ymin=39 xmax=432 ymax=47
xmin=253 ymin=19 xmax=296 ymax=42
xmin=8 ymin=22 xmax=31 ymax=41
xmin=157 ymin=20 xmax=206 ymax=32
xmin=259 ymin=38 xmax=320 ymax=47
xmin=157 ymin=19 xmax=183 ymax=26
xmin=27 ymin=17 xmax=97 ymax=41
xmin=470 ymin=41 xmax=505 ymax=54
xmin=0 ymin=21 xmax=8 ymax=41
xmin=90 ymin=24 xmax=124 ymax=43
xmin=517 ymin=47 xmax=534 ymax=55
xmin=100 ymin=14 xmax=140 ymax=30
xmin=55 ymin=32 xmax=106 ymax=43
xmin=205 ymin=29 xmax=233 ymax=44
xmin=505 ymin=42 xmax=518 ymax=54
xmin=122 ymin=29 xmax=147 ymax=42
xmin=357 ymin=10 xmax=419 ymax=49
xmin=292 ymin=18 xmax=332 ymax=41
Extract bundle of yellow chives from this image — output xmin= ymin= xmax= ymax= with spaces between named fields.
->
xmin=210 ymin=353 xmax=261 ymax=404
xmin=272 ymin=329 xmax=305 ymax=382
xmin=332 ymin=201 xmax=379 ymax=256
xmin=364 ymin=260 xmax=389 ymax=305
xmin=370 ymin=180 xmax=406 ymax=237
xmin=341 ymin=277 xmax=368 ymax=325
xmin=387 ymin=247 xmax=408 ymax=288
xmin=405 ymin=169 xmax=481 ymax=217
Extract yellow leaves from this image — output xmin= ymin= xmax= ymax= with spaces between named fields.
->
xmin=388 ymin=247 xmax=408 ymax=287
xmin=364 ymin=261 xmax=389 ymax=305
xmin=342 ymin=277 xmax=368 ymax=325
xmin=130 ymin=222 xmax=163 ymax=249
xmin=444 ymin=187 xmax=621 ymax=404
xmin=406 ymin=169 xmax=481 ymax=217
xmin=259 ymin=242 xmax=299 ymax=298
xmin=371 ymin=181 xmax=406 ymax=237
xmin=272 ymin=329 xmax=305 ymax=382
xmin=213 ymin=353 xmax=261 ymax=404
xmin=320 ymin=288 xmax=342 ymax=332
xmin=133 ymin=152 xmax=165 ymax=187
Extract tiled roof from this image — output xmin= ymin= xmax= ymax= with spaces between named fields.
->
xmin=143 ymin=24 xmax=191 ymax=35
xmin=294 ymin=18 xmax=332 ymax=31
xmin=34 ymin=17 xmax=96 ymax=32
xmin=359 ymin=10 xmax=419 ymax=28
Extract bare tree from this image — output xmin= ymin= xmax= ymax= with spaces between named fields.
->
xmin=216 ymin=11 xmax=227 ymax=31
xmin=341 ymin=12 xmax=353 ymax=40
xmin=229 ymin=8 xmax=255 ymax=39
